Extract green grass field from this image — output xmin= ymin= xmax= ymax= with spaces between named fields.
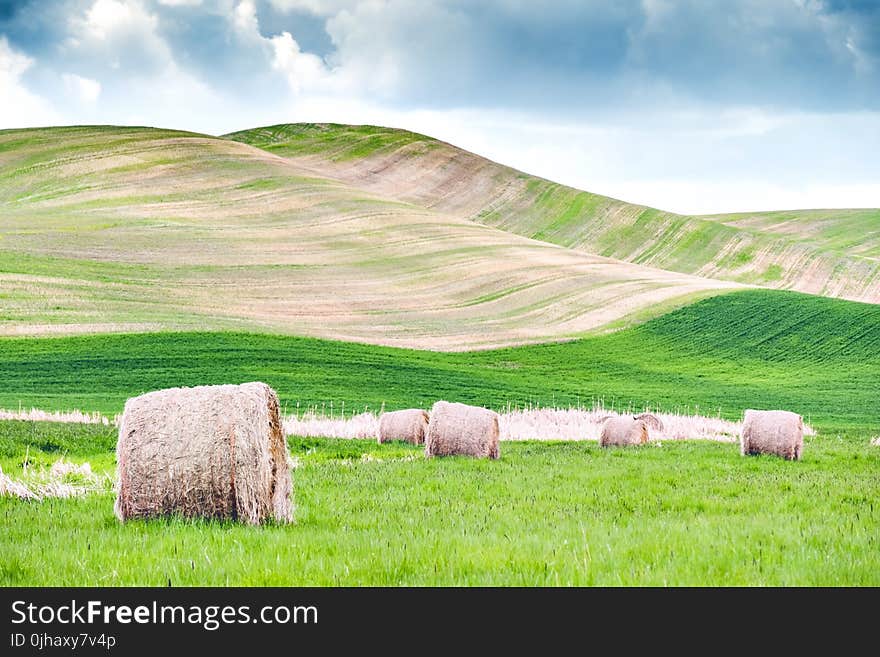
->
xmin=2 ymin=426 xmax=878 ymax=586
xmin=225 ymin=123 xmax=442 ymax=161
xmin=1 ymin=290 xmax=877 ymax=433
xmin=1 ymin=288 xmax=879 ymax=585
xmin=2 ymin=122 xmax=878 ymax=586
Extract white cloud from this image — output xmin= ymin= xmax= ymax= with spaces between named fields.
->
xmin=231 ymin=0 xmax=348 ymax=95
xmin=81 ymin=0 xmax=156 ymax=40
xmin=1 ymin=1 xmax=877 ymax=213
xmin=267 ymin=0 xmax=356 ymax=15
xmin=67 ymin=0 xmax=173 ymax=69
xmin=246 ymin=1 xmax=404 ymax=98
xmin=0 ymin=36 xmax=31 ymax=80
xmin=55 ymin=0 xmax=229 ymax=132
xmin=158 ymin=0 xmax=203 ymax=6
xmin=270 ymin=31 xmax=335 ymax=93
xmin=61 ymin=73 xmax=102 ymax=103
xmin=0 ymin=37 xmax=62 ymax=128
xmin=232 ymin=0 xmax=261 ymax=36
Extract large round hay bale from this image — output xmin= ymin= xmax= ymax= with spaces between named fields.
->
xmin=425 ymin=401 xmax=499 ymax=459
xmin=115 ymin=382 xmax=292 ymax=524
xmin=378 ymin=409 xmax=429 ymax=445
xmin=599 ymin=416 xmax=648 ymax=447
xmin=635 ymin=413 xmax=664 ymax=432
xmin=740 ymin=409 xmax=803 ymax=461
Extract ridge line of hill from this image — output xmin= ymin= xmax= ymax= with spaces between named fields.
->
xmin=225 ymin=122 xmax=880 ymax=305
xmin=0 ymin=124 xmax=741 ymax=349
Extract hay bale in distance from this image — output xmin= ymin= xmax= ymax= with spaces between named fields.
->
xmin=378 ymin=409 xmax=430 ymax=445
xmin=740 ymin=409 xmax=804 ymax=461
xmin=425 ymin=401 xmax=500 ymax=459
xmin=599 ymin=416 xmax=648 ymax=447
xmin=635 ymin=413 xmax=664 ymax=432
xmin=115 ymin=382 xmax=292 ymax=524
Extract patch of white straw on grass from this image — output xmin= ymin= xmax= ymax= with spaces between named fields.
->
xmin=2 ymin=402 xmax=816 ymax=444
xmin=0 ymin=458 xmax=109 ymax=500
xmin=0 ymin=407 xmax=115 ymax=425
xmin=280 ymin=403 xmax=813 ymax=443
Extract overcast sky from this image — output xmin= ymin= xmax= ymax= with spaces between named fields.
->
xmin=1 ymin=0 xmax=878 ymax=213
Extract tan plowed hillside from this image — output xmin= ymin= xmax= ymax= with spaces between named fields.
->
xmin=227 ymin=123 xmax=880 ymax=304
xmin=0 ymin=126 xmax=739 ymax=349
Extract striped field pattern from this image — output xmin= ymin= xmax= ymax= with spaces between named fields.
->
xmin=0 ymin=125 xmax=740 ymax=349
xmin=229 ymin=123 xmax=880 ymax=304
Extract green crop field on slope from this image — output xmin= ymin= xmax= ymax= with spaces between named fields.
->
xmin=225 ymin=123 xmax=441 ymax=161
xmin=1 ymin=290 xmax=878 ymax=434
xmin=228 ymin=123 xmax=880 ymax=304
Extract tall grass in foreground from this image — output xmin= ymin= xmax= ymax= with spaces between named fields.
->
xmin=1 ymin=432 xmax=878 ymax=586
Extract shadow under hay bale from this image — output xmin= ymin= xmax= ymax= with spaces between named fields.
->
xmin=115 ymin=382 xmax=292 ymax=524
xmin=425 ymin=401 xmax=500 ymax=459
xmin=635 ymin=413 xmax=664 ymax=432
xmin=740 ymin=409 xmax=804 ymax=461
xmin=599 ymin=416 xmax=648 ymax=447
xmin=378 ymin=409 xmax=429 ymax=445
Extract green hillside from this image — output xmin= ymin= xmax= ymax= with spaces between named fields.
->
xmin=228 ymin=123 xmax=880 ymax=303
xmin=0 ymin=125 xmax=736 ymax=349
xmin=1 ymin=290 xmax=877 ymax=433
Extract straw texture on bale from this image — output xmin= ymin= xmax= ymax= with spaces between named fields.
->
xmin=599 ymin=416 xmax=649 ymax=447
xmin=740 ymin=409 xmax=804 ymax=461
xmin=425 ymin=401 xmax=500 ymax=459
xmin=635 ymin=413 xmax=664 ymax=432
xmin=378 ymin=409 xmax=430 ymax=445
xmin=115 ymin=382 xmax=292 ymax=524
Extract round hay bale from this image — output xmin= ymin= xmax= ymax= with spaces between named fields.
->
xmin=115 ymin=382 xmax=292 ymax=524
xmin=378 ymin=409 xmax=429 ymax=444
xmin=740 ymin=409 xmax=803 ymax=461
xmin=425 ymin=401 xmax=499 ymax=459
xmin=599 ymin=416 xmax=648 ymax=447
xmin=635 ymin=413 xmax=664 ymax=432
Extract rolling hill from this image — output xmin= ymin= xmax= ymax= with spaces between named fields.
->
xmin=2 ymin=122 xmax=878 ymax=352
xmin=227 ymin=123 xmax=880 ymax=303
xmin=1 ymin=290 xmax=877 ymax=431
xmin=0 ymin=125 xmax=739 ymax=349
xmin=3 ymin=124 xmax=879 ymax=588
